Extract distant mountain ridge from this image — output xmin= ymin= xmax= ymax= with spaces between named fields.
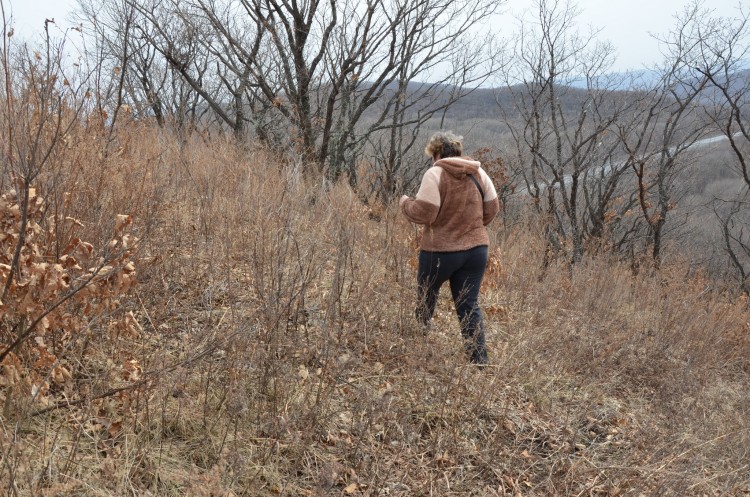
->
xmin=406 ymin=65 xmax=750 ymax=122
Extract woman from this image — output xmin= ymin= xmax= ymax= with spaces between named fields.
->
xmin=399 ymin=131 xmax=500 ymax=365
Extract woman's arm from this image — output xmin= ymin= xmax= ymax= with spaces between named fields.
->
xmin=400 ymin=167 xmax=442 ymax=225
xmin=478 ymin=168 xmax=500 ymax=225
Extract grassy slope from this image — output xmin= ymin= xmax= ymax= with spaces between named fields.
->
xmin=2 ymin=126 xmax=749 ymax=496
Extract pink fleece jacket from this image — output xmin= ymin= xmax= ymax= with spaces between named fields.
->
xmin=400 ymin=157 xmax=500 ymax=252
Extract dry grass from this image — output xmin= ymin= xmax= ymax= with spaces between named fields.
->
xmin=2 ymin=124 xmax=750 ymax=496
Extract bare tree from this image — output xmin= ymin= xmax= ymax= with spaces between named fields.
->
xmin=499 ymin=0 xmax=723 ymax=270
xmin=76 ymin=0 xmax=214 ymax=136
xmin=499 ymin=0 xmax=635 ymax=266
xmin=691 ymin=3 xmax=750 ymax=295
xmin=117 ymin=0 xmax=501 ymax=184
xmin=612 ymin=3 xmax=717 ymax=267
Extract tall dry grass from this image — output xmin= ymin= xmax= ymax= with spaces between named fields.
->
xmin=1 ymin=122 xmax=749 ymax=496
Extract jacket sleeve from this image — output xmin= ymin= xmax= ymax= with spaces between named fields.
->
xmin=401 ymin=167 xmax=441 ymax=225
xmin=478 ymin=168 xmax=500 ymax=226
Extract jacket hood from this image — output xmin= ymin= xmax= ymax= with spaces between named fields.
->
xmin=435 ymin=157 xmax=481 ymax=178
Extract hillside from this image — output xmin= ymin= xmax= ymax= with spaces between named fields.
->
xmin=404 ymin=66 xmax=750 ymax=128
xmin=2 ymin=124 xmax=749 ymax=496
xmin=393 ymin=82 xmax=609 ymax=122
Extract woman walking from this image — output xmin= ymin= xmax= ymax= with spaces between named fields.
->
xmin=400 ymin=132 xmax=500 ymax=365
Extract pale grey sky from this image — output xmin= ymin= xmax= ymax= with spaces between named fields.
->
xmin=500 ymin=0 xmax=745 ymax=71
xmin=4 ymin=0 xmax=746 ymax=72
xmin=3 ymin=0 xmax=76 ymax=34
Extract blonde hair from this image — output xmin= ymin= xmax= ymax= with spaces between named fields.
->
xmin=424 ymin=131 xmax=464 ymax=159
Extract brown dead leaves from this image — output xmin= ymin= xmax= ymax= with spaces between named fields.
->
xmin=0 ymin=183 xmax=138 ymax=408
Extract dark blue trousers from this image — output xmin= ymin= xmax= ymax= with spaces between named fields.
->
xmin=416 ymin=245 xmax=488 ymax=364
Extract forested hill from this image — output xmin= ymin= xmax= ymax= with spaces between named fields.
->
xmin=395 ymin=81 xmax=635 ymax=121
xmin=403 ymin=65 xmax=750 ymax=121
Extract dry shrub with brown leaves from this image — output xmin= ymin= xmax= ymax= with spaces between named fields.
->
xmin=1 ymin=125 xmax=749 ymax=497
xmin=0 ymin=182 xmax=138 ymax=405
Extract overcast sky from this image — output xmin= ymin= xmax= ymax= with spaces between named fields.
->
xmin=4 ymin=0 xmax=746 ymax=72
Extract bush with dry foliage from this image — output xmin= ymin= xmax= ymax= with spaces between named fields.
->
xmin=0 ymin=180 xmax=137 ymax=407
xmin=0 ymin=3 xmax=141 ymax=410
